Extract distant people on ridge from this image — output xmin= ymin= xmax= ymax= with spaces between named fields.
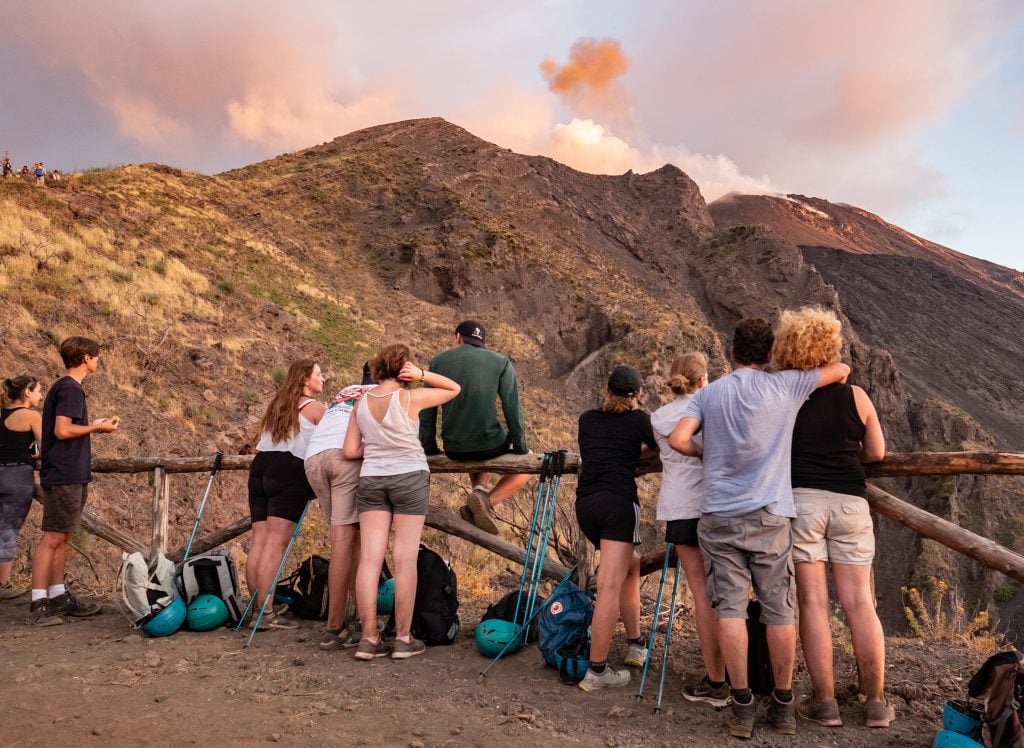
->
xmin=304 ymin=362 xmax=375 ymax=651
xmin=650 ymin=352 xmax=728 ymax=706
xmin=1 ymin=156 xmax=12 ymax=178
xmin=29 ymin=337 xmax=117 ymax=626
xmin=34 ymin=163 xmax=45 ymax=186
xmin=0 ymin=375 xmax=43 ymax=601
xmin=419 ymin=320 xmax=530 ymax=535
xmin=668 ymin=318 xmax=850 ymax=740
xmin=771 ymin=307 xmax=893 ymax=729
xmin=247 ymin=359 xmax=326 ymax=631
xmin=344 ymin=343 xmax=460 ymax=661
xmin=575 ymin=365 xmax=657 ymax=692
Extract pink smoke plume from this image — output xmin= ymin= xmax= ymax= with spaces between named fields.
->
xmin=540 ymin=37 xmax=630 ymax=121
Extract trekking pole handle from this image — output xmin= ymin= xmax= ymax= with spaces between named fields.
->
xmin=539 ymin=451 xmax=552 ymax=482
xmin=211 ymin=450 xmax=224 ymax=473
xmin=552 ymin=449 xmax=566 ymax=477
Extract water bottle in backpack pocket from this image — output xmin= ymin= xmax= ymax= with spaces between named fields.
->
xmin=538 ymin=581 xmax=594 ymax=684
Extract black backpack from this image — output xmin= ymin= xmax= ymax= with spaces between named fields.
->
xmin=276 ymin=555 xmax=330 ymax=620
xmin=747 ymin=600 xmax=775 ymax=697
xmin=480 ymin=589 xmax=545 ymax=640
xmin=412 ymin=545 xmax=460 ymax=645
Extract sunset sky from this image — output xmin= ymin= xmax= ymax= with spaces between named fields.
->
xmin=2 ymin=1 xmax=1021 ymax=269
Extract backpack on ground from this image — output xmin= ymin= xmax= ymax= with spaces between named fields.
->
xmin=178 ymin=550 xmax=244 ymax=624
xmin=411 ymin=545 xmax=460 ymax=645
xmin=275 ymin=555 xmax=330 ymax=620
xmin=538 ymin=581 xmax=594 ymax=683
xmin=967 ymin=651 xmax=1024 ymax=747
xmin=747 ymin=599 xmax=775 ymax=697
xmin=480 ymin=589 xmax=546 ymax=640
xmin=115 ymin=551 xmax=178 ymax=625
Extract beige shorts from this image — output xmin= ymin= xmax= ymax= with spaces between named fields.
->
xmin=698 ymin=508 xmax=796 ymax=626
xmin=792 ymin=487 xmax=874 ymax=565
xmin=304 ymin=449 xmax=361 ymax=526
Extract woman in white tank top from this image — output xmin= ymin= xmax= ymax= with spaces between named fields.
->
xmin=343 ymin=343 xmax=460 ymax=659
xmin=247 ymin=359 xmax=326 ymax=630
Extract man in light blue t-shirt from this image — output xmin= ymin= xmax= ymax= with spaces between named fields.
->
xmin=669 ymin=318 xmax=849 ymax=740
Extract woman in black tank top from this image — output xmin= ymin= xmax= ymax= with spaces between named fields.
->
xmin=772 ymin=308 xmax=893 ymax=728
xmin=0 ymin=376 xmax=43 ymax=599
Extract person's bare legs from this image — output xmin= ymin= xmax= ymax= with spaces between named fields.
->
xmin=30 ymin=531 xmax=68 ymax=590
xmin=678 ymin=544 xmax=725 ymax=682
xmin=718 ymin=618 xmax=749 ymax=688
xmin=795 ymin=560 xmax=834 ymax=699
xmin=766 ymin=623 xmax=796 ymax=690
xmin=391 ymin=513 xmax=426 ymax=640
xmin=355 ymin=510 xmax=391 ymax=641
xmin=619 ymin=550 xmax=642 ymax=640
xmin=590 ymin=539 xmax=635 ymax=662
xmin=0 ymin=560 xmax=12 ymax=586
xmin=256 ymin=517 xmax=295 ymax=611
xmin=246 ymin=520 xmax=267 ymax=597
xmin=833 ymin=563 xmax=886 ymax=702
xmin=326 ymin=524 xmax=359 ymax=631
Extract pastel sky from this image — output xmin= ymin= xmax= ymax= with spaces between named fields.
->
xmin=2 ymin=1 xmax=1021 ymax=270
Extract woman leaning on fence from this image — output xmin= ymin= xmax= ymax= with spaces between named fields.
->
xmin=574 ymin=365 xmax=658 ymax=692
xmin=247 ymin=359 xmax=326 ymax=630
xmin=343 ymin=343 xmax=460 ymax=661
xmin=0 ymin=376 xmax=43 ymax=600
xmin=771 ymin=307 xmax=893 ymax=729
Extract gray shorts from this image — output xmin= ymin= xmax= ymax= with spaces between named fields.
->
xmin=792 ymin=487 xmax=874 ymax=565
xmin=356 ymin=470 xmax=430 ymax=516
xmin=698 ymin=507 xmax=796 ymax=626
xmin=41 ymin=483 xmax=88 ymax=534
xmin=305 ymin=449 xmax=361 ymax=526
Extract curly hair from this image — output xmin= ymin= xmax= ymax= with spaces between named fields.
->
xmin=668 ymin=352 xmax=708 ymax=395
xmin=732 ymin=318 xmax=774 ymax=366
xmin=369 ymin=343 xmax=410 ymax=382
xmin=258 ymin=359 xmax=317 ymax=443
xmin=771 ymin=307 xmax=843 ymax=370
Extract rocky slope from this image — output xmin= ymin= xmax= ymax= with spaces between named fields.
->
xmin=1 ymin=118 xmax=1021 ymax=634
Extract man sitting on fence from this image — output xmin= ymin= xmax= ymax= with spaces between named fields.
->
xmin=419 ymin=321 xmax=530 ymax=534
xmin=669 ymin=317 xmax=849 ymax=740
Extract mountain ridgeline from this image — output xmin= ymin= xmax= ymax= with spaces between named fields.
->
xmin=1 ymin=117 xmax=1022 ymax=633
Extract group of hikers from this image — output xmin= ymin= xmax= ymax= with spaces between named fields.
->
xmin=1 ymin=155 xmax=59 ymax=184
xmin=0 ymin=309 xmax=892 ymax=740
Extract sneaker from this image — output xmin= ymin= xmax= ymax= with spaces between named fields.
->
xmin=354 ymin=637 xmax=391 ymax=660
xmin=729 ymin=696 xmax=757 ymax=739
xmin=767 ymin=692 xmax=797 ymax=735
xmin=319 ymin=621 xmax=362 ymax=651
xmin=796 ymin=694 xmax=842 ymax=727
xmin=392 ymin=637 xmax=426 ymax=660
xmin=49 ymin=590 xmax=101 ymax=617
xmin=624 ymin=642 xmax=647 ymax=667
xmin=0 ymin=583 xmax=28 ymax=600
xmin=250 ymin=611 xmax=298 ymax=631
xmin=578 ymin=666 xmax=631 ymax=692
xmin=457 ymin=505 xmax=473 ymax=524
xmin=28 ymin=599 xmax=63 ymax=627
xmin=864 ymin=699 xmax=895 ymax=728
xmin=682 ymin=675 xmax=731 ymax=708
xmin=466 ymin=488 xmax=499 ymax=535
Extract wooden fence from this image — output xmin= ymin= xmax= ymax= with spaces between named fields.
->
xmin=36 ymin=450 xmax=1024 ymax=586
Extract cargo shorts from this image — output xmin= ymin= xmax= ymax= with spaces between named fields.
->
xmin=791 ymin=487 xmax=874 ymax=565
xmin=305 ymin=448 xmax=361 ymax=527
xmin=698 ymin=507 xmax=796 ymax=625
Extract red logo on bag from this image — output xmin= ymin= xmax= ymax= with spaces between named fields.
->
xmin=550 ymin=601 xmax=563 ymax=615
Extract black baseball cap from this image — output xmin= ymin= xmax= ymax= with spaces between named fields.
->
xmin=608 ymin=365 xmax=643 ymax=397
xmin=455 ymin=320 xmax=486 ymax=348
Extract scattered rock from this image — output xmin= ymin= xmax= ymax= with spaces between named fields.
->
xmin=203 ymin=389 xmax=216 ymax=402
xmin=269 ymin=733 xmax=281 ymax=742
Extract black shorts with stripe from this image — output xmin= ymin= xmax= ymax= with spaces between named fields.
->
xmin=575 ymin=492 xmax=640 ymax=547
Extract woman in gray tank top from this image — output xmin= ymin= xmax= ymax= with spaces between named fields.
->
xmin=343 ymin=343 xmax=460 ymax=660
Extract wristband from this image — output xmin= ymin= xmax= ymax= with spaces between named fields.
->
xmin=420 ymin=368 xmax=425 ymax=382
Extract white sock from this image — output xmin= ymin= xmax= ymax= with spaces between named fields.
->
xmin=47 ymin=584 xmax=66 ymax=598
xmin=473 ymin=485 xmax=487 ymax=493
xmin=31 ymin=589 xmax=47 ymax=602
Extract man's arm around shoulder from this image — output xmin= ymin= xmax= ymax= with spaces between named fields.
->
xmin=816 ymin=362 xmax=850 ymax=389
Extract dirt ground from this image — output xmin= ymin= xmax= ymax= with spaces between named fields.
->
xmin=0 ymin=584 xmax=986 ymax=748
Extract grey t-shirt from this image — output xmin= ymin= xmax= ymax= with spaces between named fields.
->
xmin=682 ymin=367 xmax=819 ymax=518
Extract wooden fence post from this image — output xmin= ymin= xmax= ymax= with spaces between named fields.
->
xmin=151 ymin=467 xmax=170 ymax=560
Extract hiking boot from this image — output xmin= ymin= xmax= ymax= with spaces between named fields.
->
xmin=865 ymin=699 xmax=895 ymax=728
xmin=28 ymin=599 xmax=63 ymax=627
xmin=354 ymin=637 xmax=391 ymax=660
xmin=624 ymin=642 xmax=647 ymax=667
xmin=728 ymin=696 xmax=757 ymax=739
xmin=578 ymin=666 xmax=631 ymax=692
xmin=49 ymin=590 xmax=102 ymax=617
xmin=0 ymin=582 xmax=28 ymax=600
xmin=767 ymin=692 xmax=797 ymax=735
xmin=796 ymin=694 xmax=842 ymax=727
xmin=391 ymin=637 xmax=426 ymax=660
xmin=466 ymin=488 xmax=499 ymax=535
xmin=682 ymin=675 xmax=731 ymax=708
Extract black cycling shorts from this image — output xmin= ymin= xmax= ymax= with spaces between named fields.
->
xmin=248 ymin=450 xmax=314 ymax=523
xmin=575 ymin=492 xmax=640 ymax=547
xmin=665 ymin=517 xmax=700 ymax=547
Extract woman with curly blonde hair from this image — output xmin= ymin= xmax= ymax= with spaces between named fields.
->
xmin=771 ymin=308 xmax=892 ymax=729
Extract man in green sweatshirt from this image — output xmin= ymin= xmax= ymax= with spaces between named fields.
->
xmin=419 ymin=321 xmax=530 ymax=534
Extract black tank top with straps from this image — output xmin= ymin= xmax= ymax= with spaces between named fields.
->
xmin=791 ymin=383 xmax=866 ymax=497
xmin=0 ymin=407 xmax=36 ymax=464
